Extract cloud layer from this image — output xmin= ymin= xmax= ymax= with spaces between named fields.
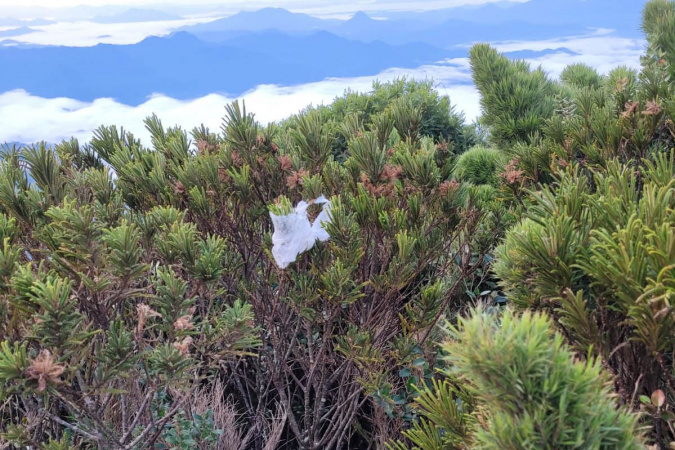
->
xmin=0 ymin=17 xmax=214 ymax=46
xmin=0 ymin=32 xmax=645 ymax=146
xmin=492 ymin=30 xmax=646 ymax=77
xmin=0 ymin=62 xmax=479 ymax=145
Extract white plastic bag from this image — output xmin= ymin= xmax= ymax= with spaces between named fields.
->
xmin=270 ymin=195 xmax=332 ymax=269
xmin=311 ymin=195 xmax=331 ymax=243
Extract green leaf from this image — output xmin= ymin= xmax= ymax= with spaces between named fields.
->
xmin=399 ymin=368 xmax=412 ymax=378
xmin=412 ymin=357 xmax=426 ymax=367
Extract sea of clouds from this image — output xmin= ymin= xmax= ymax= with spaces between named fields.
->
xmin=0 ymin=28 xmax=645 ymax=146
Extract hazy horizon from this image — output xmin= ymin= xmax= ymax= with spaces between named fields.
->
xmin=0 ymin=0 xmax=530 ymax=21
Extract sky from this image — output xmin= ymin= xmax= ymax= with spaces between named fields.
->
xmin=0 ymin=0 xmax=526 ymax=8
xmin=0 ymin=0 xmax=528 ymax=19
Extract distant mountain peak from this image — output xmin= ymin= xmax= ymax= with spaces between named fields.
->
xmin=184 ymin=7 xmax=336 ymax=34
xmin=349 ymin=11 xmax=373 ymax=22
xmin=233 ymin=7 xmax=300 ymax=19
xmin=255 ymin=7 xmax=293 ymax=13
xmin=0 ymin=26 xmax=36 ymax=37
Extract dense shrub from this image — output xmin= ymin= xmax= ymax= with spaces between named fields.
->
xmin=390 ymin=309 xmax=644 ymax=449
xmin=0 ymin=87 xmax=495 ymax=448
xmin=470 ymin=44 xmax=558 ymax=147
xmin=472 ymin=308 xmax=644 ymax=448
xmin=452 ymin=146 xmax=506 ymax=186
xmin=643 ymin=0 xmax=675 ymax=82
xmin=0 ymin=1 xmax=673 ymax=447
xmin=487 ymin=0 xmax=675 ymax=445
xmin=306 ymin=78 xmax=472 ymax=160
xmin=493 ymin=152 xmax=675 ymax=445
xmin=560 ymin=63 xmax=604 ymax=90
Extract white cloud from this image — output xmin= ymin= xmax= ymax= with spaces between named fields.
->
xmin=0 ymin=62 xmax=480 ymax=145
xmin=1 ymin=17 xmax=214 ymax=46
xmin=491 ymin=31 xmax=646 ymax=77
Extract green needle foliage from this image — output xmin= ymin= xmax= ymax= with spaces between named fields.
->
xmin=470 ymin=44 xmax=557 ymax=147
xmin=488 ymin=0 xmax=675 ymax=446
xmin=560 ymin=63 xmax=604 ymax=90
xmin=445 ymin=309 xmax=644 ymax=449
xmin=452 ymin=146 xmax=507 ymax=186
xmin=388 ymin=309 xmax=645 ymax=450
xmin=0 ymin=80 xmax=495 ymax=449
xmin=388 ymin=2 xmax=675 ymax=448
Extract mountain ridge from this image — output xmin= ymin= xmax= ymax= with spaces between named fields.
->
xmin=180 ymin=7 xmax=608 ymax=48
xmin=0 ymin=30 xmax=457 ymax=104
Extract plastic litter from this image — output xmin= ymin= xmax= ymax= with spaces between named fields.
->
xmin=311 ymin=195 xmax=331 ymax=243
xmin=270 ymin=195 xmax=332 ymax=269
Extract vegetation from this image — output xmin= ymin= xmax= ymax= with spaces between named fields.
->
xmin=452 ymin=146 xmax=506 ymax=186
xmin=0 ymin=1 xmax=673 ymax=449
xmin=390 ymin=309 xmax=644 ymax=449
xmin=0 ymin=84 xmax=497 ymax=449
xmin=469 ymin=43 xmax=557 ymax=147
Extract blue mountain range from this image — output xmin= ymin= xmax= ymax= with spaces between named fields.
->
xmin=181 ymin=7 xmax=594 ymax=48
xmin=0 ymin=30 xmax=458 ymax=104
xmin=182 ymin=1 xmax=647 ymax=45
xmin=0 ymin=27 xmax=37 ymax=38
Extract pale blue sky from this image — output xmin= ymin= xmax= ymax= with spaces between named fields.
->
xmin=0 ymin=0 xmax=528 ymax=19
xmin=1 ymin=0 xmax=525 ymax=8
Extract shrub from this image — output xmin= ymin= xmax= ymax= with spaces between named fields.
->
xmin=310 ymin=78 xmax=471 ymax=159
xmin=452 ymin=146 xmax=506 ymax=186
xmin=447 ymin=309 xmax=644 ymax=449
xmin=469 ymin=44 xmax=557 ymax=147
xmin=472 ymin=1 xmax=675 ymax=445
xmin=389 ymin=308 xmax=644 ymax=449
xmin=560 ymin=63 xmax=604 ymax=90
xmin=0 ymin=96 xmax=494 ymax=448
xmin=490 ymin=2 xmax=675 ymax=444
xmin=494 ymin=153 xmax=675 ymax=446
xmin=643 ymin=0 xmax=675 ymax=81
